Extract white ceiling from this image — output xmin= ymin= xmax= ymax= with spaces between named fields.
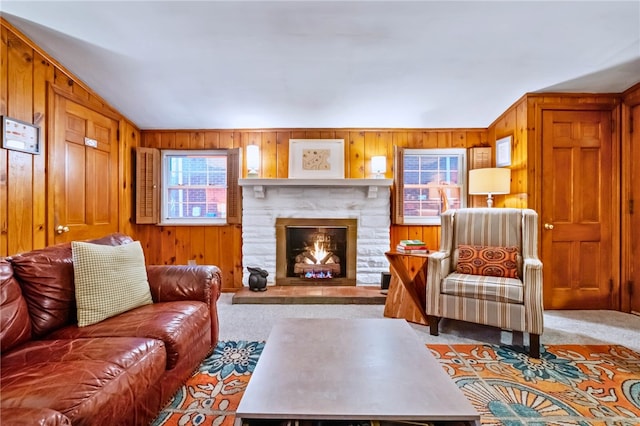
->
xmin=2 ymin=1 xmax=639 ymax=130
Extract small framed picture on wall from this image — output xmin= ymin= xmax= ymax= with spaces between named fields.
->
xmin=496 ymin=135 xmax=512 ymax=167
xmin=2 ymin=116 xmax=41 ymax=155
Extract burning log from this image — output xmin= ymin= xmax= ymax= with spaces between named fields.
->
xmin=294 ymin=263 xmax=341 ymax=277
xmin=319 ymin=252 xmax=336 ymax=264
xmin=293 ymin=249 xmax=341 ymax=277
xmin=295 ymin=252 xmax=317 ymax=264
xmin=293 ymin=232 xmax=341 ymax=278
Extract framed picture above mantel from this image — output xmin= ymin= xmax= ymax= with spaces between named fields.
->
xmin=288 ymin=139 xmax=345 ymax=179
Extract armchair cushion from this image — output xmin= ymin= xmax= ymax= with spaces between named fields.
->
xmin=455 ymin=244 xmax=520 ymax=278
xmin=442 ymin=273 xmax=524 ymax=303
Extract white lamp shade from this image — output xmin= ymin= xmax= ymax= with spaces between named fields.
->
xmin=246 ymin=145 xmax=260 ymax=173
xmin=468 ymin=168 xmax=511 ymax=194
xmin=371 ymin=156 xmax=387 ymax=174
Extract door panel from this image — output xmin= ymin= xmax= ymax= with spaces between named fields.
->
xmin=93 ymin=149 xmax=112 ymax=224
xmin=52 ymin=94 xmax=119 ymax=243
xmin=542 ymin=109 xmax=615 ymax=309
xmin=65 ymin=141 xmax=86 ymax=224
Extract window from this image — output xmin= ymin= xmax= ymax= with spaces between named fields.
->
xmin=393 ymin=147 xmax=467 ymax=225
xmin=161 ymin=150 xmax=228 ymax=225
xmin=135 ymin=147 xmax=241 ymax=225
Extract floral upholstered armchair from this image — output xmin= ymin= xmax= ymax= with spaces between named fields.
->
xmin=426 ymin=208 xmax=544 ymax=358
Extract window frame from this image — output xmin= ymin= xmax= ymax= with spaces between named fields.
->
xmin=393 ymin=147 xmax=468 ymax=225
xmin=134 ymin=147 xmax=241 ymax=226
xmin=160 ymin=149 xmax=229 ymax=226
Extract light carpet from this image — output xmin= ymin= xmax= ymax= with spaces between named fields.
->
xmin=216 ymin=294 xmax=640 ymax=352
xmin=152 ymin=340 xmax=640 ymax=426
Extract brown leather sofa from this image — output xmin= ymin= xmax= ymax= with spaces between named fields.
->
xmin=0 ymin=233 xmax=221 ymax=425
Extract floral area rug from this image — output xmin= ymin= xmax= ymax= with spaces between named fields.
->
xmin=152 ymin=341 xmax=640 ymax=426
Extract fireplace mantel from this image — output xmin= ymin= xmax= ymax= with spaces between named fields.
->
xmin=238 ymin=178 xmax=393 ymax=198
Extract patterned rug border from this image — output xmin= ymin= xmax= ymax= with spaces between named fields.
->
xmin=153 ymin=341 xmax=640 ymax=426
xmin=427 ymin=343 xmax=640 ymax=425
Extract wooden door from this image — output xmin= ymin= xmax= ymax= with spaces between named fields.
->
xmin=51 ymin=94 xmax=119 ymax=243
xmin=630 ymin=104 xmax=640 ymax=314
xmin=541 ymin=109 xmax=617 ymax=309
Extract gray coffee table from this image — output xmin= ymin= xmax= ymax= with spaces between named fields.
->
xmin=235 ymin=318 xmax=480 ymax=425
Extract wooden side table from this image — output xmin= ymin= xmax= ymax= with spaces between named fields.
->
xmin=383 ymin=251 xmax=429 ymax=325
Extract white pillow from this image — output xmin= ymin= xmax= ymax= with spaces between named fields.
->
xmin=72 ymin=240 xmax=153 ymax=327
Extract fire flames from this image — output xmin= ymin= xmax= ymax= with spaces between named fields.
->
xmin=304 ymin=270 xmax=333 ymax=279
xmin=293 ymin=230 xmax=341 ymax=279
xmin=304 ymin=240 xmax=335 ymax=265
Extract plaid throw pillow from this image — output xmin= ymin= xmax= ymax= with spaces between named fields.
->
xmin=72 ymin=241 xmax=153 ymax=327
xmin=456 ymin=244 xmax=520 ymax=278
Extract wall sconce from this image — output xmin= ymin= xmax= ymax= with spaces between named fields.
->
xmin=468 ymin=167 xmax=511 ymax=207
xmin=246 ymin=144 xmax=260 ymax=178
xmin=371 ymin=156 xmax=387 ymax=179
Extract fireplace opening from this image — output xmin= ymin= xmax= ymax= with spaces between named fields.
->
xmin=288 ymin=227 xmax=345 ymax=279
xmin=276 ymin=218 xmax=357 ymax=286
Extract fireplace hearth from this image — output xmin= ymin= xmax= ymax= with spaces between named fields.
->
xmin=276 ymin=218 xmax=357 ymax=286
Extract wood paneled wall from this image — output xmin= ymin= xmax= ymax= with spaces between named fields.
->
xmin=1 ymin=21 xmax=48 ymax=255
xmin=487 ymin=93 xmax=621 ymax=212
xmin=0 ymin=19 xmax=138 ymax=256
xmin=137 ymin=130 xmax=244 ymax=291
xmin=120 ymin=121 xmax=141 ymax=238
xmin=3 ymin=18 xmax=637 ymax=297
xmin=486 ymin=96 xmax=529 ymax=209
xmin=139 ymin=129 xmax=488 ymax=290
xmin=1 ymin=18 xmax=490 ymax=291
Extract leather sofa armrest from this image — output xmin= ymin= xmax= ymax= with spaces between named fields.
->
xmin=146 ymin=265 xmax=222 ymax=344
xmin=1 ymin=408 xmax=71 ymax=426
xmin=146 ymin=265 xmax=221 ymax=304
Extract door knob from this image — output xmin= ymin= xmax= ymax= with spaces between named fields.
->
xmin=544 ymin=223 xmax=554 ymax=230
xmin=56 ymin=225 xmax=70 ymax=234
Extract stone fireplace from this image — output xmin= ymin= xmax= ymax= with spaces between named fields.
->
xmin=238 ymin=178 xmax=392 ymax=286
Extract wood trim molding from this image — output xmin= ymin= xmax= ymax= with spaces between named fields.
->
xmin=392 ymin=145 xmax=405 ymax=225
xmin=622 ymin=82 xmax=640 ymax=107
xmin=49 ymin=84 xmax=121 ymax=121
xmin=226 ymin=148 xmax=242 ymax=224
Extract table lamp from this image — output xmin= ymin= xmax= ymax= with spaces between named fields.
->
xmin=246 ymin=145 xmax=260 ymax=177
xmin=468 ymin=167 xmax=510 ymax=207
xmin=371 ymin=156 xmax=386 ymax=179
